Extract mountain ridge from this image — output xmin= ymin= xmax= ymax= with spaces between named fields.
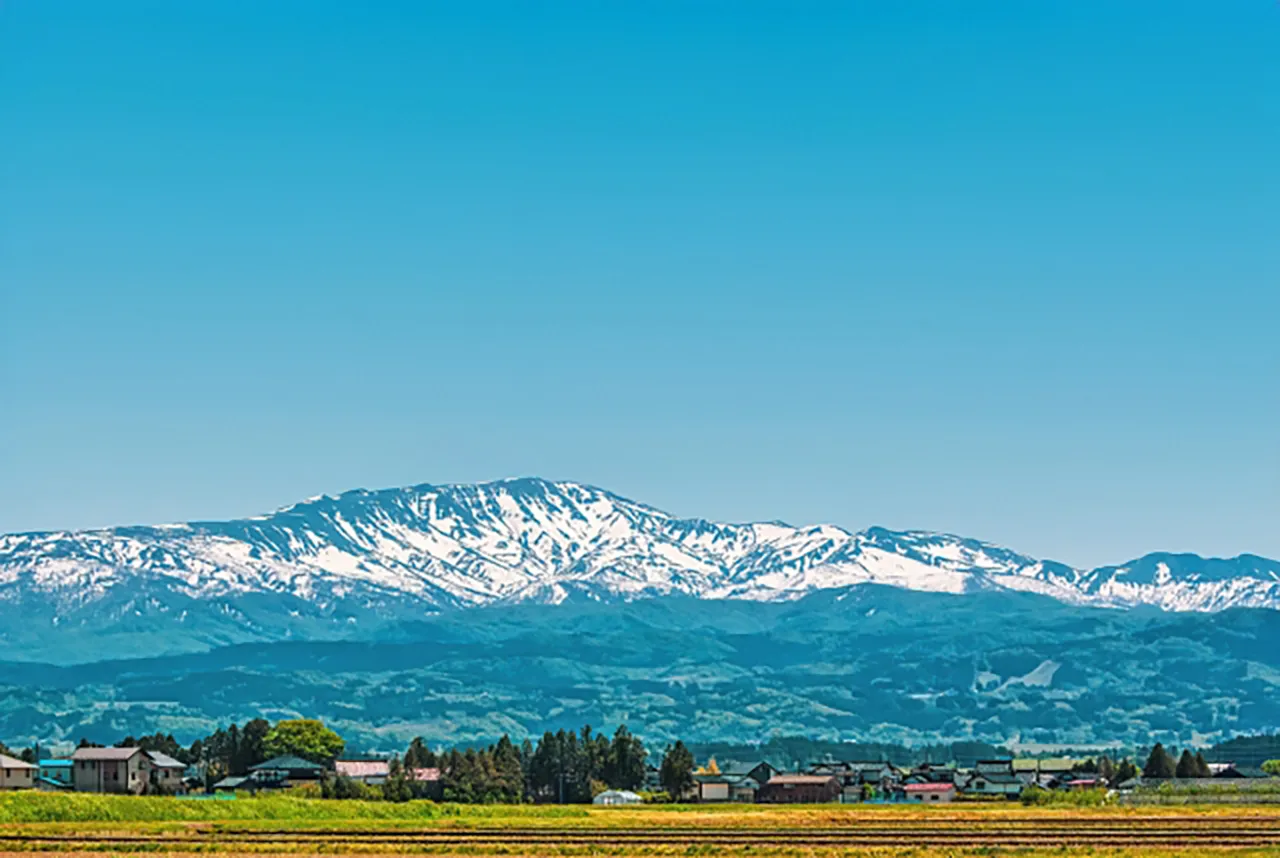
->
xmin=3 ymin=477 xmax=1278 ymax=625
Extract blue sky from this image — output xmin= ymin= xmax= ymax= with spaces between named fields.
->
xmin=2 ymin=1 xmax=1277 ymax=567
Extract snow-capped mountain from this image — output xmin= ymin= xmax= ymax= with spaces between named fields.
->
xmin=2 ymin=478 xmax=1278 ymax=617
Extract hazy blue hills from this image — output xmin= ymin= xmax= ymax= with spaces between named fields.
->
xmin=1 ymin=587 xmax=1277 ymax=750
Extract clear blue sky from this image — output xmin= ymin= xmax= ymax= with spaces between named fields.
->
xmin=2 ymin=1 xmax=1277 ymax=568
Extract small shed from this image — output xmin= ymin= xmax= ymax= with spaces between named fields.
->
xmin=593 ymin=789 xmax=643 ymax=805
xmin=901 ymin=782 xmax=956 ymax=803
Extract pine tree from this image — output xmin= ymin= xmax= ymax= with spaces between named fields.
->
xmin=660 ymin=741 xmax=695 ymax=801
xmin=383 ymin=757 xmax=412 ymax=802
xmin=1175 ymin=749 xmax=1196 ymax=778
xmin=404 ymin=737 xmax=436 ymax=770
xmin=492 ymin=735 xmax=525 ymax=802
xmin=1143 ymin=743 xmax=1177 ymax=779
xmin=605 ymin=725 xmax=646 ymax=791
xmin=1194 ymin=751 xmax=1212 ymax=778
xmin=1112 ymin=758 xmax=1139 ymax=787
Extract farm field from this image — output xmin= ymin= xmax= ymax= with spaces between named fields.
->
xmin=3 ymin=796 xmax=1280 ymax=856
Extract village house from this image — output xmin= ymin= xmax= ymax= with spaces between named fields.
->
xmin=0 ymin=754 xmax=37 ymax=790
xmin=37 ymin=759 xmax=73 ymax=790
xmin=146 ymin=751 xmax=189 ymax=794
xmin=757 ymin=774 xmax=841 ymax=804
xmin=903 ymin=763 xmax=961 ymax=785
xmin=693 ymin=773 xmax=738 ymax=802
xmin=1013 ymin=757 xmax=1077 ymax=787
xmin=900 ymin=782 xmax=957 ymax=803
xmin=71 ymin=747 xmax=151 ymax=795
xmin=811 ymin=760 xmax=900 ymax=801
xmin=962 ymin=759 xmax=1023 ymax=798
xmin=335 ymin=760 xmax=390 ymax=786
xmin=248 ymin=755 xmax=327 ymax=789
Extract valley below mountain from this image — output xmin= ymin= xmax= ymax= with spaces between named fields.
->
xmin=2 ymin=478 xmax=1277 ymax=750
xmin=1 ymin=587 xmax=1277 ymax=752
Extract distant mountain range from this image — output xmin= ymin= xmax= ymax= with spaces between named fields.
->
xmin=2 ymin=477 xmax=1278 ymax=663
xmin=1 ymin=478 xmax=1278 ymax=749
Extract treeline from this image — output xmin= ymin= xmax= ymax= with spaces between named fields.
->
xmin=400 ymin=725 xmax=652 ymax=803
xmin=5 ymin=719 xmax=664 ymax=803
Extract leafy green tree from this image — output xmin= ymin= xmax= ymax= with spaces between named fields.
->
xmin=1143 ymin=743 xmax=1177 ymax=779
xmin=660 ymin=741 xmax=695 ymax=801
xmin=1262 ymin=760 xmax=1280 ymax=776
xmin=263 ymin=719 xmax=345 ymax=764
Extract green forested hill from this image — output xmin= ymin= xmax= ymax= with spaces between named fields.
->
xmin=1 ymin=586 xmax=1277 ymax=750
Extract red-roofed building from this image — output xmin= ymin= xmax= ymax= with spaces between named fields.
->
xmin=901 ymin=782 xmax=957 ymax=803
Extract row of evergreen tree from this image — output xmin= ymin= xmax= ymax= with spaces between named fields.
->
xmin=401 ymin=725 xmax=658 ymax=803
xmin=1141 ymin=743 xmax=1214 ymax=779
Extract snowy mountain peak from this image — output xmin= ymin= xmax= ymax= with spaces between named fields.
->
xmin=2 ymin=477 xmax=1278 ymax=616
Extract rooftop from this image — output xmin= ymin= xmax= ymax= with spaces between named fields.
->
xmin=147 ymin=752 xmax=186 ymax=768
xmin=250 ymin=755 xmax=326 ymax=771
xmin=904 ymin=782 xmax=956 ymax=792
xmin=72 ymin=747 xmax=145 ymax=762
xmin=335 ymin=760 xmax=390 ymax=778
xmin=0 ymin=754 xmax=36 ymax=770
xmin=767 ymin=775 xmax=838 ymax=785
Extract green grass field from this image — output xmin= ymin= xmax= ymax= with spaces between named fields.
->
xmin=3 ymin=794 xmax=1280 ymax=856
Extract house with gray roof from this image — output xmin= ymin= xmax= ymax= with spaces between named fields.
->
xmin=72 ymin=747 xmax=150 ymax=794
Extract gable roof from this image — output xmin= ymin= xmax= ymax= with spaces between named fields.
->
xmin=335 ymin=760 xmax=390 ymax=778
xmin=1013 ymin=757 xmax=1077 ymax=773
xmin=410 ymin=767 xmax=441 ymax=782
xmin=72 ymin=747 xmax=145 ymax=762
xmin=0 ymin=754 xmax=37 ymax=770
xmin=969 ymin=773 xmax=1022 ymax=785
xmin=147 ymin=752 xmax=186 ymax=768
xmin=249 ymin=755 xmax=326 ymax=771
xmin=766 ymin=774 xmax=839 ymax=785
